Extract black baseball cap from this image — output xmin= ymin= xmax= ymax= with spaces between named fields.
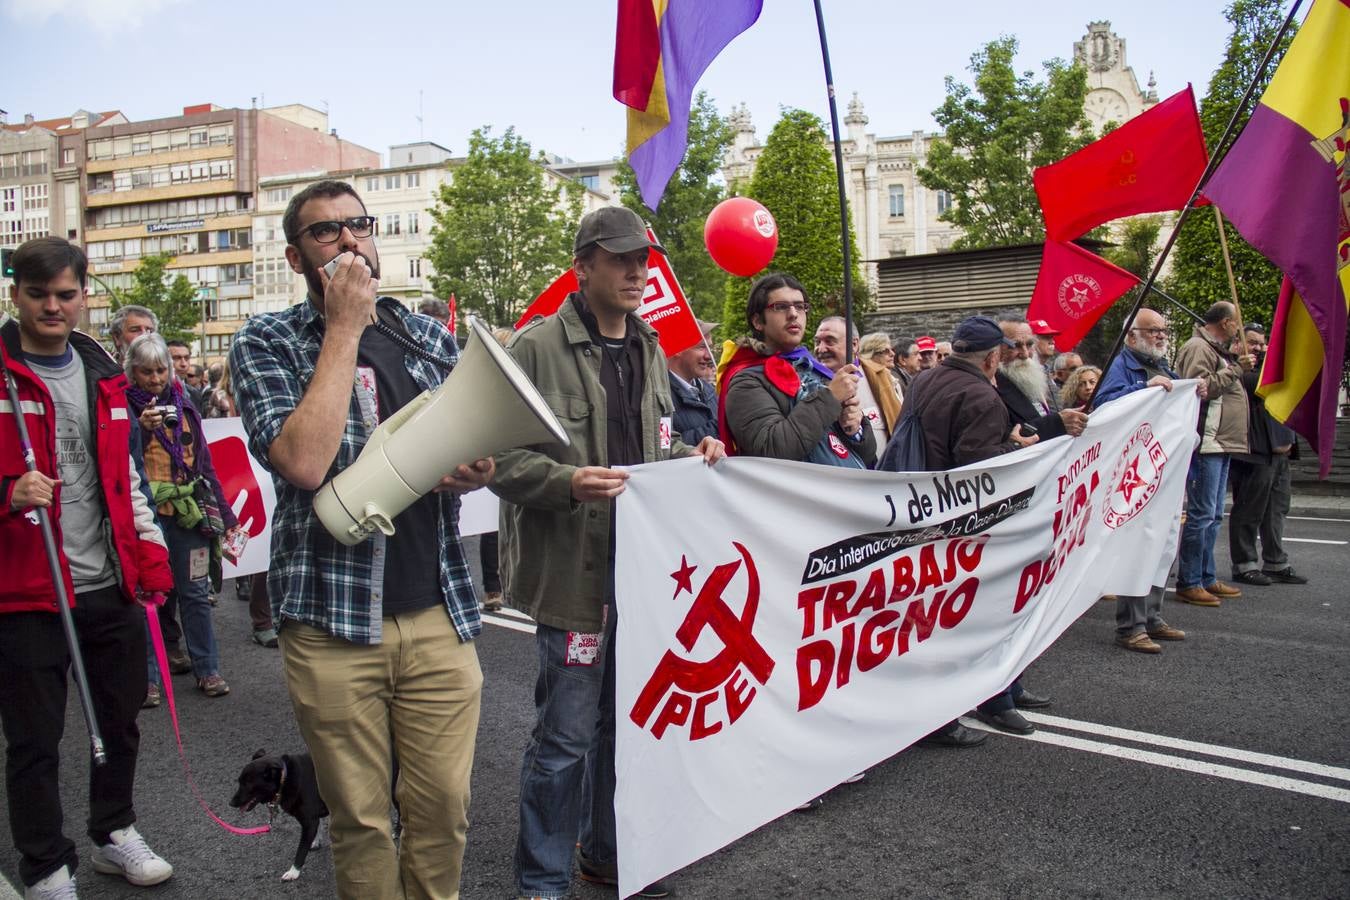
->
xmin=951 ymin=316 xmax=1017 ymax=352
xmin=574 ymin=206 xmax=666 ymax=256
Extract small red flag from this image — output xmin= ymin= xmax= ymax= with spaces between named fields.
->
xmin=447 ymin=293 xmax=457 ymax=334
xmin=1028 ymin=240 xmax=1140 ymax=352
xmin=514 ymin=230 xmax=703 ymax=358
xmin=1034 ymin=87 xmax=1208 ymax=241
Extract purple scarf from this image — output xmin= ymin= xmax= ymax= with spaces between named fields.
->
xmin=126 ymin=380 xmax=191 ymax=480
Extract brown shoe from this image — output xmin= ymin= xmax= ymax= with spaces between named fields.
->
xmin=1175 ymin=587 xmax=1221 ymax=607
xmin=1116 ymin=632 xmax=1161 ymax=653
xmin=482 ymin=591 xmax=503 ymax=612
xmin=1100 ymin=594 xmax=1118 ymax=602
xmin=1147 ymin=622 xmax=1187 ymax=641
xmin=1206 ymin=581 xmax=1242 ymax=598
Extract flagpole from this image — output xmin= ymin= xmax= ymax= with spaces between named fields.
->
xmin=812 ymin=0 xmax=855 ymax=357
xmin=1086 ymin=0 xmax=1302 ymax=407
xmin=1145 ymin=285 xmax=1207 ymax=327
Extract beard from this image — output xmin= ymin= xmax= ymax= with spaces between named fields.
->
xmin=1128 ymin=341 xmax=1171 ymax=367
xmin=299 ymin=247 xmax=381 ymax=301
xmin=1001 ymin=357 xmax=1050 ymax=405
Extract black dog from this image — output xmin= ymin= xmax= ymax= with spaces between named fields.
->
xmin=230 ymin=749 xmax=329 ymax=881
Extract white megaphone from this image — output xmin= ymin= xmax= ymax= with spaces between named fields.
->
xmin=313 ymin=314 xmax=569 ymax=546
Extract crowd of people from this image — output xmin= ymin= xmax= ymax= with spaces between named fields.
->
xmin=0 ymin=187 xmax=1310 ymax=900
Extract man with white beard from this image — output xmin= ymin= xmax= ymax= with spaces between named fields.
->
xmin=994 ymin=315 xmax=1087 ymax=442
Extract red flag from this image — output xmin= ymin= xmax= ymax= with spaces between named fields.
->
xmin=514 ymin=230 xmax=703 ymax=358
xmin=1034 ymin=87 xmax=1208 ymax=241
xmin=447 ymin=293 xmax=457 ymax=334
xmin=1028 ymin=240 xmax=1140 ymax=351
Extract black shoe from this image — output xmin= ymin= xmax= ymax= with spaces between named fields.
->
xmin=1263 ymin=567 xmax=1308 ymax=584
xmin=1013 ymin=690 xmax=1052 ymax=710
xmin=1233 ymin=570 xmax=1273 ymax=586
xmin=917 ymin=723 xmax=988 ymax=748
xmin=167 ymin=649 xmax=192 ymax=675
xmin=576 ymin=850 xmax=671 ymax=897
xmin=974 ymin=708 xmax=1035 ymax=735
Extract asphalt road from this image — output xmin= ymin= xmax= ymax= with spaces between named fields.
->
xmin=3 ymin=516 xmax=1348 ymax=899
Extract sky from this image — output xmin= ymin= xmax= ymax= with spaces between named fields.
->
xmin=3 ymin=0 xmax=1249 ymax=167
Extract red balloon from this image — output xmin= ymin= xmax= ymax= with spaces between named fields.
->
xmin=704 ymin=197 xmax=779 ymax=277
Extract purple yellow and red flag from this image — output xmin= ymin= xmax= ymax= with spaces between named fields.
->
xmin=1201 ymin=0 xmax=1350 ymax=477
xmin=614 ymin=0 xmax=763 ymax=210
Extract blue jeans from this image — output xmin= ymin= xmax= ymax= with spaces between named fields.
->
xmin=1177 ymin=453 xmax=1230 ymax=590
xmin=515 ymin=615 xmax=616 ymax=897
xmin=159 ymin=518 xmax=220 ymax=679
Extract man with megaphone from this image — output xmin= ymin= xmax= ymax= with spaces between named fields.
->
xmin=492 ymin=206 xmax=725 ymax=900
xmin=229 ymin=181 xmax=492 ymax=900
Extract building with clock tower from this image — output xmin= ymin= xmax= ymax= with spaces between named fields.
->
xmin=1076 ymin=21 xmax=1159 ymax=132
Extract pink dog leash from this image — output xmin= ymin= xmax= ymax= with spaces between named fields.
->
xmin=144 ymin=601 xmax=270 ymax=835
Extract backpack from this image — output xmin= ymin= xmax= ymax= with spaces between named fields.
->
xmin=877 ymin=391 xmax=931 ymax=472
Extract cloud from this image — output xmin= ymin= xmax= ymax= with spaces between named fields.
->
xmin=2 ymin=0 xmax=190 ymax=32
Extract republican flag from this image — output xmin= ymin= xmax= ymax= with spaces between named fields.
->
xmin=515 ymin=230 xmax=704 ymax=357
xmin=1201 ymin=0 xmax=1350 ymax=477
xmin=1034 ymin=86 xmax=1208 ymax=241
xmin=615 ymin=0 xmax=763 ymax=209
xmin=1028 ymin=240 xmax=1140 ymax=352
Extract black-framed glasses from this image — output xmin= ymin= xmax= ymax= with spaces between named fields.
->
xmin=301 ymin=216 xmax=376 ymax=244
xmin=766 ymin=301 xmax=810 ymax=314
xmin=1130 ymin=327 xmax=1168 ymax=337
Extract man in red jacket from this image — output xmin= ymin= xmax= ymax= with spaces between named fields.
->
xmin=1 ymin=238 xmax=176 ymax=899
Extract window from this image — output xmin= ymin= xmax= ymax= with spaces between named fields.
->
xmin=406 ymin=172 xmax=420 ymax=188
xmin=407 ymin=211 xmax=419 ymax=234
xmin=265 ymin=186 xmax=292 ymax=204
xmin=131 ymin=135 xmax=151 ymax=155
xmin=385 ymin=174 xmax=401 ymax=190
xmin=384 ymin=213 xmax=400 ymax=235
xmin=365 ymin=176 xmax=379 ymax=192
xmin=578 ymin=174 xmax=599 ymax=191
xmin=208 ymin=124 xmax=233 ymax=146
xmin=888 ymin=184 xmax=905 ymax=217
xmin=409 ymin=257 xmax=421 ymax=278
xmin=936 ymin=190 xmax=953 ymax=215
xmin=62 ymin=148 xmax=75 ymax=165
xmin=2 ymin=188 xmax=16 ymax=212
xmin=189 ymin=127 xmax=208 ymax=147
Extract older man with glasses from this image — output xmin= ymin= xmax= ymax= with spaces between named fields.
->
xmin=229 ymin=180 xmax=493 ymax=899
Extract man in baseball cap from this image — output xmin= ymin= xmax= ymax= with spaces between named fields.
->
xmin=914 ymin=335 xmax=939 ymax=370
xmin=1029 ymin=319 xmax=1060 ymax=362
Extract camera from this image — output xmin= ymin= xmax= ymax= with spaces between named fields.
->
xmin=156 ymin=404 xmax=179 ymax=428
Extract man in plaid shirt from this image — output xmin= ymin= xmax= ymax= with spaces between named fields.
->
xmin=229 ymin=180 xmax=492 ymax=900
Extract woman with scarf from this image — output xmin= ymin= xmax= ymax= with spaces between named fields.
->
xmin=718 ymin=273 xmax=876 ymax=468
xmin=125 ymin=333 xmax=239 ymax=698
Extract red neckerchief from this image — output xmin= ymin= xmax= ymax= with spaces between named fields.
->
xmin=716 ymin=346 xmax=803 ymax=456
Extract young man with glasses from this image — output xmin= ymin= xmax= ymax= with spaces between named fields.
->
xmin=491 ymin=205 xmax=723 ymax=900
xmin=229 ymin=180 xmax=493 ymax=899
xmin=1095 ymin=306 xmax=1204 ymax=650
xmin=720 ymin=273 xmax=875 ymax=467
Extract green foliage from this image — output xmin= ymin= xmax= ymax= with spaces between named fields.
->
xmin=427 ymin=126 xmax=583 ymax=328
xmin=114 ymin=253 xmax=200 ymax=343
xmin=1077 ymin=217 xmax=1164 ymax=364
xmin=1166 ymin=0 xmax=1295 ymax=332
xmin=719 ymin=108 xmax=867 ymax=340
xmin=918 ymin=36 xmax=1092 ymax=249
xmin=614 ymin=92 xmax=733 ymax=324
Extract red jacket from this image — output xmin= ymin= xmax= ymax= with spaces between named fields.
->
xmin=1 ymin=320 xmax=173 ymax=613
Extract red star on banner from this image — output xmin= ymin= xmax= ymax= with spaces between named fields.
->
xmin=671 ymin=555 xmax=697 ymax=599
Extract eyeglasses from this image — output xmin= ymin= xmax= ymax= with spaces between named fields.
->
xmin=1130 ymin=327 xmax=1168 ymax=337
xmin=765 ymin=301 xmax=810 ymax=315
xmin=300 ymin=216 xmax=376 ymax=244
xmin=1013 ymin=340 xmax=1037 ymax=350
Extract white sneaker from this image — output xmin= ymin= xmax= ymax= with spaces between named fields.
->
xmin=24 ymin=864 xmax=78 ymax=899
xmin=89 ymin=825 xmax=173 ymax=886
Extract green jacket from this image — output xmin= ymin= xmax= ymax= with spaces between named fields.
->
xmin=490 ymin=295 xmax=697 ymax=632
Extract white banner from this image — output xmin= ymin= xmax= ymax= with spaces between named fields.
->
xmin=201 ymin=417 xmax=276 ymax=579
xmin=614 ymin=383 xmax=1200 ymax=895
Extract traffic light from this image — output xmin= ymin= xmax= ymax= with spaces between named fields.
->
xmin=1 ymin=247 xmax=13 ymax=280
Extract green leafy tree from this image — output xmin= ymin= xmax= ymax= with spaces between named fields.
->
xmin=918 ymin=36 xmax=1091 ymax=249
xmin=719 ymin=108 xmax=867 ymax=340
xmin=113 ymin=253 xmax=200 ymax=343
xmin=427 ymin=126 xmax=583 ymax=328
xmin=614 ymin=91 xmax=732 ymax=324
xmin=1166 ymin=0 xmax=1295 ymax=331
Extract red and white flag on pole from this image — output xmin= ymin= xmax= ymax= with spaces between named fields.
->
xmin=1028 ymin=240 xmax=1140 ymax=352
xmin=515 ymin=229 xmax=703 ymax=357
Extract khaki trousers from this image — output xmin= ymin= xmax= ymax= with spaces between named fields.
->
xmin=280 ymin=608 xmax=482 ymax=900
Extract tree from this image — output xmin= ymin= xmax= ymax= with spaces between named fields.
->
xmin=918 ymin=36 xmax=1091 ymax=249
xmin=427 ymin=126 xmax=583 ymax=328
xmin=1166 ymin=0 xmax=1295 ymax=331
xmin=719 ymin=109 xmax=867 ymax=340
xmin=614 ymin=92 xmax=733 ymax=323
xmin=113 ymin=253 xmax=200 ymax=343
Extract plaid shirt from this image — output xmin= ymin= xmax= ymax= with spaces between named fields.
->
xmin=228 ymin=297 xmax=481 ymax=646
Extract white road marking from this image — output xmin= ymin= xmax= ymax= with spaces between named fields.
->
xmin=482 ymin=613 xmax=537 ymax=635
xmin=1020 ymin=712 xmax=1350 ymax=782
xmin=1287 ymin=515 xmax=1350 ymax=523
xmin=490 ymin=606 xmax=535 ymax=623
xmin=1284 ymin=537 xmax=1347 ymax=545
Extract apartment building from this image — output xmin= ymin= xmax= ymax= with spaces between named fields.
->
xmin=67 ymin=103 xmax=378 ymax=360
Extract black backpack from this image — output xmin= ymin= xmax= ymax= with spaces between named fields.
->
xmin=877 ymin=392 xmax=930 ymax=472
